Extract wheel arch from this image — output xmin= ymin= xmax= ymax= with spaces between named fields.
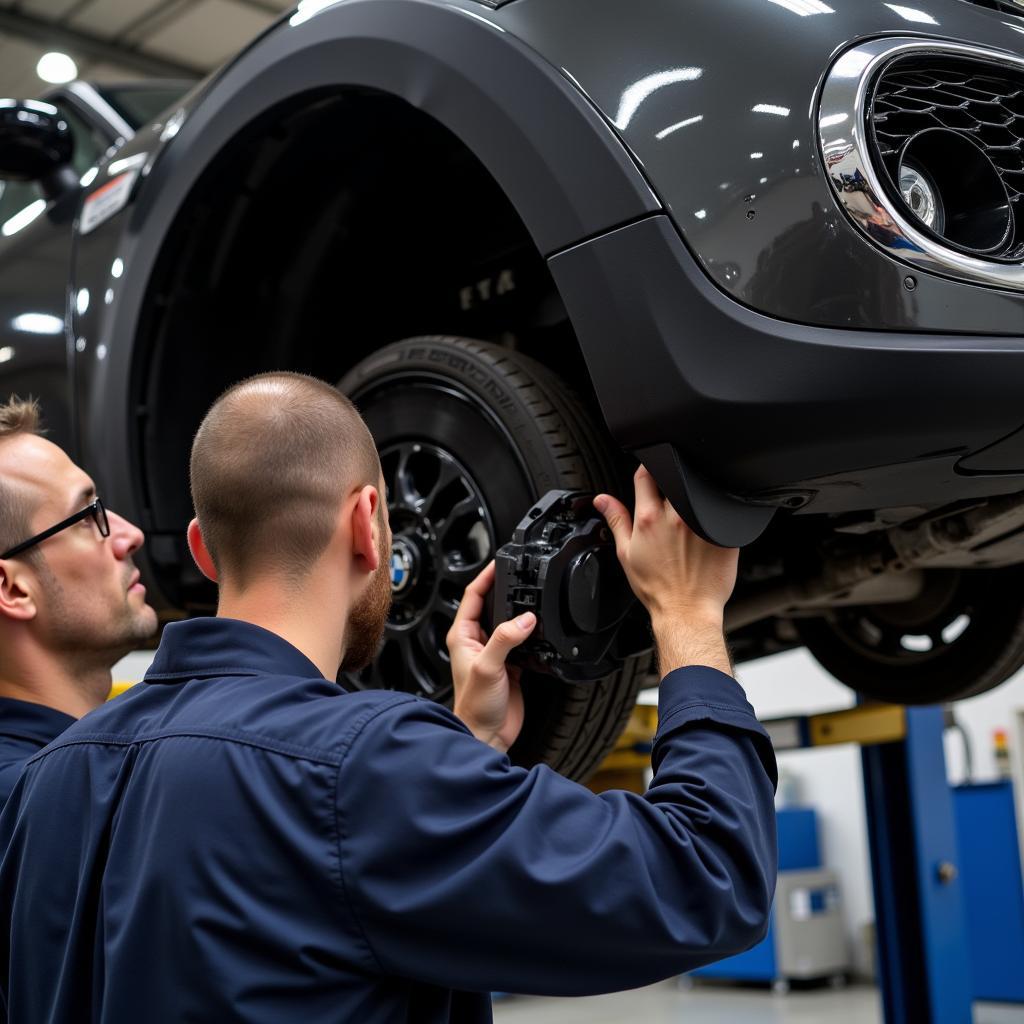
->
xmin=75 ymin=0 xmax=657 ymax=608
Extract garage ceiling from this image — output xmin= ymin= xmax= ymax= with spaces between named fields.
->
xmin=0 ymin=0 xmax=297 ymax=99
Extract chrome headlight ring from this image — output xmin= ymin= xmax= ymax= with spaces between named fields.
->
xmin=819 ymin=37 xmax=1024 ymax=291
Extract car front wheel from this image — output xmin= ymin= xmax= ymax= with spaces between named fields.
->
xmin=338 ymin=336 xmax=652 ymax=780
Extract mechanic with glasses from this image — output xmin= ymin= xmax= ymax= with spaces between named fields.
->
xmin=0 ymin=396 xmax=157 ymax=804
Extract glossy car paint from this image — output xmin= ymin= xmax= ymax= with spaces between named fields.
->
xmin=6 ymin=0 xmax=1024 ymax=558
xmin=0 ymin=186 xmax=78 ymax=450
xmin=499 ymin=0 xmax=1024 ymax=333
xmin=0 ymin=85 xmax=133 ymax=454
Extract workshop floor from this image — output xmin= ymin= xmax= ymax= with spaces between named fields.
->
xmin=492 ymin=980 xmax=1024 ymax=1023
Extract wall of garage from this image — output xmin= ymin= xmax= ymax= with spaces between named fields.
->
xmin=738 ymin=651 xmax=1024 ymax=980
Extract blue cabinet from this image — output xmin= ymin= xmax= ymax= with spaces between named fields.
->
xmin=952 ymin=781 xmax=1024 ymax=1004
xmin=691 ymin=808 xmax=847 ymax=984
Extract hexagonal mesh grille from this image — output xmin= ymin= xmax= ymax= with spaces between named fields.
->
xmin=869 ymin=55 xmax=1024 ymax=258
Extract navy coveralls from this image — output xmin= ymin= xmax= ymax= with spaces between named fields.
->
xmin=0 ymin=698 xmax=74 ymax=806
xmin=0 ymin=617 xmax=777 ymax=1023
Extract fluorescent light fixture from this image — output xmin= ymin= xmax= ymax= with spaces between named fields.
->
xmin=760 ymin=176 xmax=768 ymax=184
xmin=0 ymin=347 xmax=13 ymax=364
xmin=80 ymin=167 xmax=99 ymax=187
xmin=111 ymin=258 xmax=124 ymax=279
xmin=614 ymin=68 xmax=703 ymax=129
xmin=752 ymin=103 xmax=790 ymax=116
xmin=76 ymin=289 xmax=90 ymax=316
xmin=11 ymin=313 xmax=63 ymax=335
xmin=793 ymin=139 xmax=801 ymax=149
xmin=884 ymin=4 xmax=938 ymax=24
xmin=766 ymin=0 xmax=834 ymax=15
xmin=655 ymin=114 xmax=703 ymax=139
xmin=695 ymin=209 xmax=707 ymax=219
xmin=2 ymin=200 xmax=46 ymax=237
xmin=819 ymin=112 xmax=849 ymax=128
xmin=750 ymin=152 xmax=764 ymax=159
xmin=36 ymin=52 xmax=77 ymax=85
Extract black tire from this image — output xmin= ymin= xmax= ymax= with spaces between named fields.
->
xmin=338 ymin=336 xmax=652 ymax=780
xmin=795 ymin=567 xmax=1024 ymax=703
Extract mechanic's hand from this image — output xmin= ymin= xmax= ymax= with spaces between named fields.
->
xmin=447 ymin=561 xmax=536 ymax=754
xmin=594 ymin=466 xmax=739 ymax=676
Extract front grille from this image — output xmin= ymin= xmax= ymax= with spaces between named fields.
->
xmin=958 ymin=0 xmax=1024 ymax=16
xmin=870 ymin=55 xmax=1024 ymax=258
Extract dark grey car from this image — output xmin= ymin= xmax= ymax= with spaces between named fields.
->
xmin=4 ymin=0 xmax=1024 ymax=778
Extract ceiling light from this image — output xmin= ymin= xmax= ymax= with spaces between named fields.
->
xmin=36 ymin=52 xmax=77 ymax=85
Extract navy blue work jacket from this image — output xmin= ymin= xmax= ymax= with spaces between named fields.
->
xmin=0 ymin=698 xmax=74 ymax=807
xmin=0 ymin=617 xmax=777 ymax=1023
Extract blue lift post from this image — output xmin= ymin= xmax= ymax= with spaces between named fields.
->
xmin=597 ymin=701 xmax=976 ymax=1022
xmin=862 ymin=707 xmax=973 ymax=1024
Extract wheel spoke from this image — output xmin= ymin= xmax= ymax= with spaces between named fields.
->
xmin=441 ymin=556 xmax=487 ymax=589
xmin=416 ymin=617 xmax=452 ymax=683
xmin=438 ymin=494 xmax=484 ymax=542
xmin=421 ymin=458 xmax=466 ymax=521
xmin=393 ymin=449 xmax=421 ymax=509
xmin=395 ymin=632 xmax=437 ymax=697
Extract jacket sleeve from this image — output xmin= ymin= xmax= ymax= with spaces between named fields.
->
xmin=333 ymin=667 xmax=778 ymax=997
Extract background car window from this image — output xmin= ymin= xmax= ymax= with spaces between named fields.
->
xmin=99 ymin=84 xmax=191 ymax=131
xmin=0 ymin=102 xmax=106 ymax=231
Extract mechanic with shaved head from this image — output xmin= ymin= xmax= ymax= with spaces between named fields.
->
xmin=0 ymin=397 xmax=157 ymax=805
xmin=0 ymin=372 xmax=776 ymax=1022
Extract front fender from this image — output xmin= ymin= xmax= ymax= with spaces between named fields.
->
xmin=70 ymin=0 xmax=660 ymax=541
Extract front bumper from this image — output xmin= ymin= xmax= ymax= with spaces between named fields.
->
xmin=549 ymin=214 xmax=1024 ymax=544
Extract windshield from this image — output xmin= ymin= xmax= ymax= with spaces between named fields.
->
xmin=98 ymin=83 xmax=194 ymax=130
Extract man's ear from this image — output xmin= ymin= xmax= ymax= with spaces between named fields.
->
xmin=350 ymin=485 xmax=381 ymax=575
xmin=186 ymin=519 xmax=219 ymax=583
xmin=0 ymin=560 xmax=37 ymax=624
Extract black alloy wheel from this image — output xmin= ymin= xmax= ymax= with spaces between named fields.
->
xmin=796 ymin=567 xmax=1024 ymax=703
xmin=365 ymin=441 xmax=493 ymax=703
xmin=339 ymin=336 xmax=652 ymax=780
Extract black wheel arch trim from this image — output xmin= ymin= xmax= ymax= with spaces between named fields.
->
xmin=70 ymin=0 xmax=660 ymax=561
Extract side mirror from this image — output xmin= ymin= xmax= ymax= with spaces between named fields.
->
xmin=0 ymin=99 xmax=76 ymax=200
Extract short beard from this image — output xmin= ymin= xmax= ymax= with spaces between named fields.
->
xmin=340 ymin=525 xmax=392 ymax=674
xmin=42 ymin=560 xmax=157 ymax=668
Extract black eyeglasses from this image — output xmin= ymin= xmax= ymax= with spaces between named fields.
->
xmin=0 ymin=498 xmax=110 ymax=560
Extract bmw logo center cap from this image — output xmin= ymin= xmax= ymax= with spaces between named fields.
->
xmin=390 ymin=538 xmax=418 ymax=595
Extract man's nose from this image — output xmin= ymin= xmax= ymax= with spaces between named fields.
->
xmin=106 ymin=509 xmax=144 ymax=559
